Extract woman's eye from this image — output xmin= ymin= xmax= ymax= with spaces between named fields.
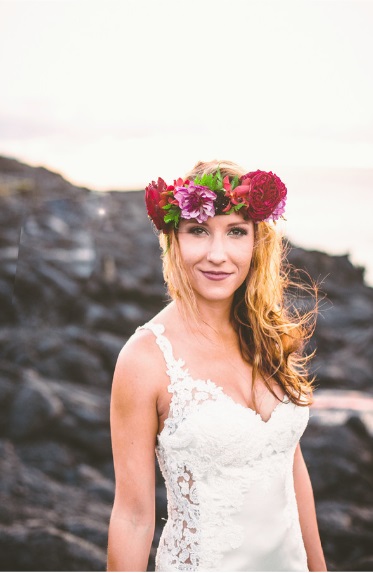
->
xmin=229 ymin=227 xmax=248 ymax=236
xmin=189 ymin=226 xmax=207 ymax=235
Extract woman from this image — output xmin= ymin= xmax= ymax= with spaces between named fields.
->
xmin=107 ymin=160 xmax=327 ymax=572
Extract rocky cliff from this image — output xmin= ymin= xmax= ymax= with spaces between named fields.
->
xmin=0 ymin=156 xmax=372 ymax=571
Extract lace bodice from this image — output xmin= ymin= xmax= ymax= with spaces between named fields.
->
xmin=137 ymin=322 xmax=309 ymax=572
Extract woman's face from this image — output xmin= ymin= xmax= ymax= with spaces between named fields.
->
xmin=177 ymin=213 xmax=255 ymax=306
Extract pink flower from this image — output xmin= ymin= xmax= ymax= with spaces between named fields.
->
xmin=174 ymin=184 xmax=217 ymax=223
xmin=270 ymin=198 xmax=286 ymax=221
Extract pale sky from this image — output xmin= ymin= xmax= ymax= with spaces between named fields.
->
xmin=1 ymin=0 xmax=372 ymax=187
xmin=1 ymin=0 xmax=373 ymax=282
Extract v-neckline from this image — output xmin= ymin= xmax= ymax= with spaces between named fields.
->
xmin=212 ymin=386 xmax=288 ymax=424
xmin=154 ymin=322 xmax=288 ymax=426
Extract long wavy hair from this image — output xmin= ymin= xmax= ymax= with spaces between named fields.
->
xmin=159 ymin=160 xmax=317 ymax=409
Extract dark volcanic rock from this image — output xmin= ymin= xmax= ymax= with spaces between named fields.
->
xmin=304 ymin=416 xmax=373 ymax=503
xmin=1 ymin=154 xmax=373 ymax=571
xmin=8 ymin=369 xmax=64 ymax=440
xmin=0 ymin=524 xmax=106 ymax=572
xmin=0 ymin=438 xmax=111 ymax=571
xmin=288 ymin=246 xmax=373 ymax=394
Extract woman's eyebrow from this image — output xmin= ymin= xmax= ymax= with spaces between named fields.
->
xmin=182 ymin=220 xmax=250 ymax=228
xmin=226 ymin=221 xmax=251 ymax=228
xmin=183 ymin=220 xmax=208 ymax=226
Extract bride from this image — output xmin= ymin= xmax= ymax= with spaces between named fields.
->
xmin=106 ymin=160 xmax=327 ymax=571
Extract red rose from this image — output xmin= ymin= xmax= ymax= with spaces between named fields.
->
xmin=145 ymin=177 xmax=170 ymax=232
xmin=242 ymin=170 xmax=287 ymax=222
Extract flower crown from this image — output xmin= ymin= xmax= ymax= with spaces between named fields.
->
xmin=145 ymin=168 xmax=287 ymax=234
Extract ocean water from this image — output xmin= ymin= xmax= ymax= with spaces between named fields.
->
xmin=278 ymin=167 xmax=373 ymax=286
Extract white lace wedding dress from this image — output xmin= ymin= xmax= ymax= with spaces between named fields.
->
xmin=137 ymin=322 xmax=309 ymax=572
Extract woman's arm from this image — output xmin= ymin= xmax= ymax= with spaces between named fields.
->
xmin=107 ymin=332 xmax=161 ymax=572
xmin=293 ymin=443 xmax=327 ymax=572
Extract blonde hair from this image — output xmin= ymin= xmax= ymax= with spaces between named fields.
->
xmin=159 ymin=160 xmax=317 ymax=408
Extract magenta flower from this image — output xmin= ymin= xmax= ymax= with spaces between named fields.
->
xmin=266 ymin=197 xmax=286 ymax=221
xmin=174 ymin=184 xmax=217 ymax=223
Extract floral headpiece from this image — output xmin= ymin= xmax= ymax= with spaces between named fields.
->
xmin=145 ymin=169 xmax=287 ymax=234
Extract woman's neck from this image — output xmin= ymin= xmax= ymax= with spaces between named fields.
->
xmin=174 ymin=298 xmax=236 ymax=342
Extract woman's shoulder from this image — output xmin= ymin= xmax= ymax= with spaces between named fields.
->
xmin=116 ymin=327 xmax=161 ymax=375
xmin=111 ymin=330 xmax=165 ymax=407
xmin=115 ymin=304 xmax=179 ymax=382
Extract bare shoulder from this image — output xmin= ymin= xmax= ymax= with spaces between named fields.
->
xmin=112 ymin=326 xmax=167 ymax=401
xmin=112 ymin=302 xmax=180 ymax=401
xmin=117 ymin=327 xmax=165 ymax=371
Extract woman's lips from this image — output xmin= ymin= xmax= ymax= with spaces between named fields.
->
xmin=201 ymin=271 xmax=232 ymax=281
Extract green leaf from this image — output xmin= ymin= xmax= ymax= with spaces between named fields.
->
xmin=190 ymin=169 xmax=230 ymax=192
xmin=215 ymin=168 xmax=223 ymax=186
xmin=233 ymin=202 xmax=246 ymax=211
xmin=231 ymin=175 xmax=239 ymax=190
xmin=164 ymin=208 xmax=180 ymax=226
xmin=201 ymin=173 xmax=213 ymax=188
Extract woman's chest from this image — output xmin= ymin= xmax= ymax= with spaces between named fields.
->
xmin=156 ymin=363 xmax=283 ymax=434
xmin=158 ymin=382 xmax=309 ymax=469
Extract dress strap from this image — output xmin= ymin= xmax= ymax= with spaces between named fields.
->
xmin=136 ymin=322 xmax=186 ymax=385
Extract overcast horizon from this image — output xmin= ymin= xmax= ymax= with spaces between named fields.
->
xmin=1 ymin=0 xmax=372 ymax=283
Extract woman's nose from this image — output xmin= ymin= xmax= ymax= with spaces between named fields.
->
xmin=206 ymin=236 xmax=227 ymax=264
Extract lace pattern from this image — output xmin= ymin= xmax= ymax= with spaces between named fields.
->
xmin=136 ymin=322 xmax=309 ymax=571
